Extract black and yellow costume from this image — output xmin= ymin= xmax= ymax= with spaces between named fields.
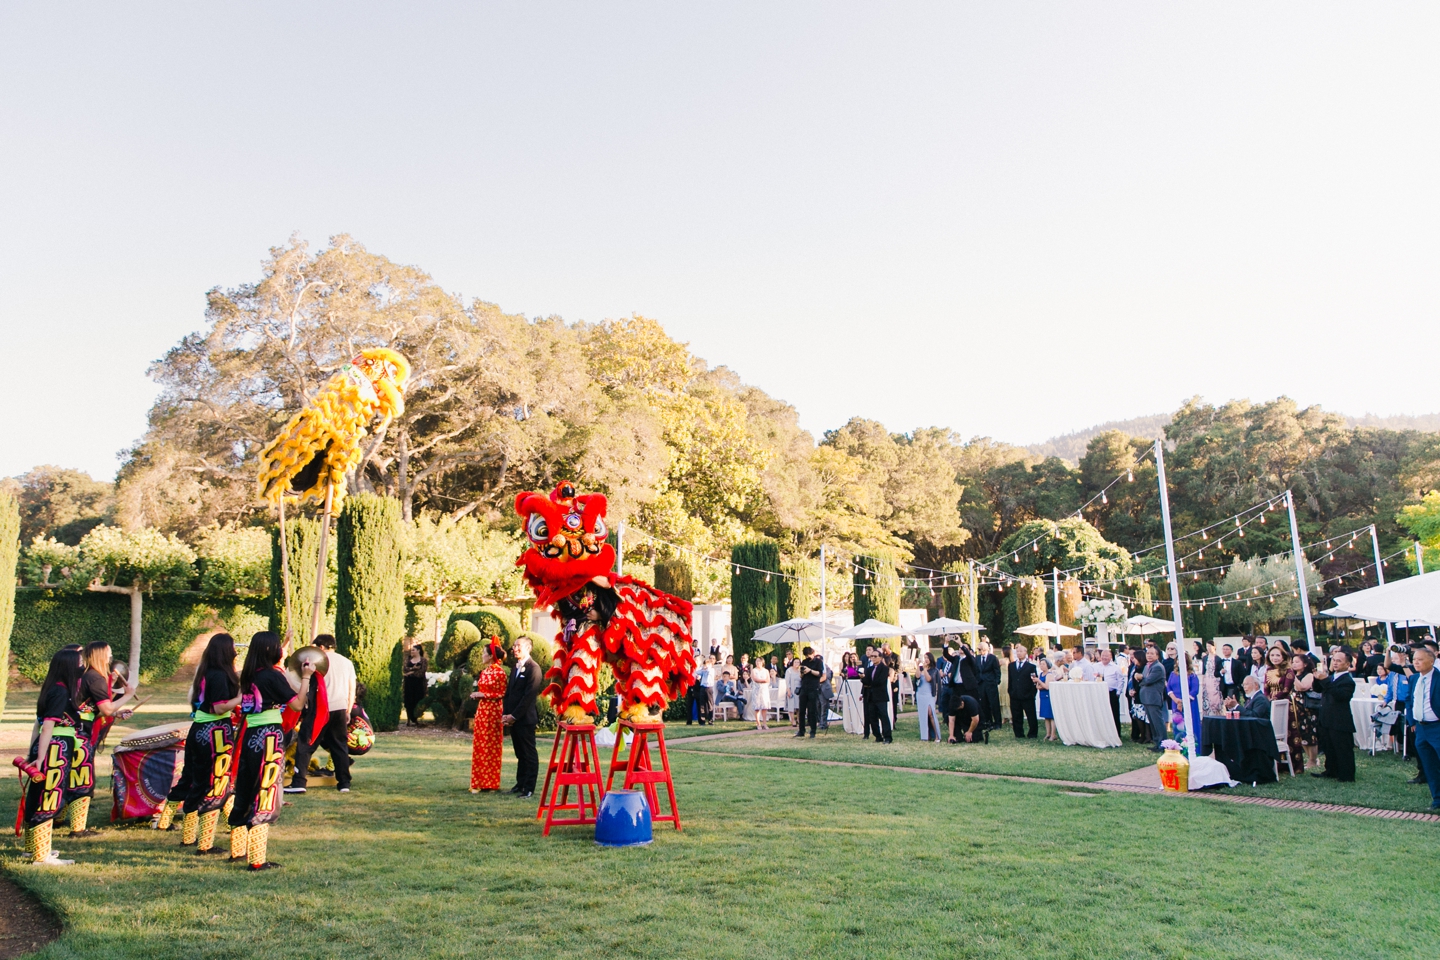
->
xmin=158 ymin=668 xmax=239 ymax=852
xmin=22 ymin=684 xmax=81 ymax=863
xmin=227 ymin=667 xmax=295 ymax=868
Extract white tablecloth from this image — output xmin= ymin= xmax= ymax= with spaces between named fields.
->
xmin=1049 ymin=682 xmax=1122 ymax=748
xmin=841 ymin=679 xmax=865 ymax=734
xmin=1351 ymin=696 xmax=1388 ymax=751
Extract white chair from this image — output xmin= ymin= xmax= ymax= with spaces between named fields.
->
xmin=712 ymin=701 xmax=737 ymax=722
xmin=1271 ymin=699 xmax=1295 ymax=776
xmin=899 ymin=673 xmax=915 ymax=706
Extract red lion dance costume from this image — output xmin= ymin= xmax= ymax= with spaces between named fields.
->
xmin=515 ymin=482 xmax=696 ymax=724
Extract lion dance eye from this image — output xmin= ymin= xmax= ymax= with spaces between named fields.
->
xmin=527 ymin=514 xmax=550 ymax=544
xmin=592 ymin=516 xmax=607 ymax=540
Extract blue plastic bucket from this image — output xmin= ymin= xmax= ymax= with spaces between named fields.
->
xmin=594 ymin=789 xmax=653 ymax=847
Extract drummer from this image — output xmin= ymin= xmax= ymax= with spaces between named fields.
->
xmin=226 ymin=631 xmax=315 ymax=870
xmin=64 ymin=641 xmax=137 ymax=838
xmin=18 ymin=646 xmax=85 ymax=865
xmin=158 ymin=633 xmax=241 ymax=853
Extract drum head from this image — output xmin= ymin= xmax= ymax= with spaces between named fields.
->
xmin=114 ymin=720 xmax=191 ymax=753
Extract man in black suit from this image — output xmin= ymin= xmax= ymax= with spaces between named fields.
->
xmin=975 ymin=640 xmax=1002 ymax=732
xmin=952 ymin=644 xmax=981 ymax=701
xmin=1225 ymin=676 xmax=1271 ymax=720
xmin=1213 ymin=643 xmax=1243 ymax=700
xmin=1406 ymin=645 xmax=1440 ymax=809
xmin=861 ymin=647 xmax=892 ymax=743
xmin=1312 ymin=650 xmax=1357 ymax=782
xmin=1008 ymin=644 xmax=1039 ymax=739
xmin=502 ymin=636 xmax=544 ymax=797
xmin=794 ymin=646 xmax=824 ymax=738
xmin=1139 ymin=645 xmax=1169 ymax=751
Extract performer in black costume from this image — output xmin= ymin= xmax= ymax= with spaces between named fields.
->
xmin=158 ymin=633 xmax=240 ymax=853
xmin=64 ymin=641 xmax=136 ymax=837
xmin=227 ymin=632 xmax=313 ymax=870
xmin=17 ymin=646 xmax=84 ymax=865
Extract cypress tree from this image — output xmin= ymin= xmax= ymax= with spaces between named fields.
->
xmin=852 ymin=555 xmax=899 ymax=653
xmin=776 ymin=559 xmax=816 ymax=622
xmin=1185 ymin=582 xmax=1220 ymax=641
xmin=336 ymin=494 xmax=406 ymax=731
xmin=653 ymin=559 xmax=694 ymax=601
xmin=0 ymin=491 xmax=17 ymax=718
xmin=730 ymin=540 xmax=779 ymax=658
xmin=941 ymin=562 xmax=977 ymax=623
xmin=268 ymin=517 xmax=333 ymax=644
xmin=1015 ymin=577 xmax=1046 ymax=629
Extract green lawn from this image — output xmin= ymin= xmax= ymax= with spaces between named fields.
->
xmin=4 ymin=724 xmax=1440 ymax=960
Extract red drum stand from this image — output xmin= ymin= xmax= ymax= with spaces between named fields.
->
xmin=536 ymin=723 xmax=606 ymax=836
xmin=605 ymin=720 xmax=681 ymax=831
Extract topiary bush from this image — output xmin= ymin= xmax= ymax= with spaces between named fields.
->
xmin=731 ymin=540 xmax=779 ymax=659
xmin=335 ymin=494 xmax=406 ymax=732
xmin=440 ymin=620 xmax=484 ymax=669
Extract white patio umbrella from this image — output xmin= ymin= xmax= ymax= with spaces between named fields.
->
xmin=1012 ymin=620 xmax=1081 ymax=639
xmin=1120 ymin=615 xmax=1180 ymax=635
xmin=1325 ymin=571 xmax=1440 ymax=626
xmin=910 ymin=617 xmax=987 ymax=636
xmin=837 ymin=618 xmax=906 ymax=639
xmin=751 ymin=618 xmax=849 ymax=648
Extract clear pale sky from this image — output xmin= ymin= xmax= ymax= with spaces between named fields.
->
xmin=4 ymin=3 xmax=1438 ymax=480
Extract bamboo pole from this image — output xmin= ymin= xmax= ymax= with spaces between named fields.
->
xmin=309 ymin=483 xmax=334 ymax=644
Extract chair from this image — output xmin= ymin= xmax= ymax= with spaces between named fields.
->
xmin=1271 ymin=699 xmax=1294 ymax=777
xmin=899 ymin=673 xmax=915 ymax=707
xmin=712 ymin=701 xmax=738 ymax=722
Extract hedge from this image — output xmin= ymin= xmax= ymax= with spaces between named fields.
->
xmin=10 ymin=591 xmax=267 ymax=684
xmin=437 ymin=605 xmax=521 ymax=667
xmin=268 ymin=517 xmax=334 ymax=644
xmin=731 ymin=540 xmax=779 ymax=658
xmin=0 ymin=492 xmax=18 ymax=717
xmin=852 ymin=555 xmax=899 ymax=653
xmin=654 ymin=560 xmax=694 ymax=602
xmin=335 ymin=495 xmax=405 ymax=732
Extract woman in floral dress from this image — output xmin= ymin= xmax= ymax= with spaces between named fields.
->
xmin=469 ymin=640 xmax=508 ymax=793
xmin=1286 ymin=652 xmax=1319 ymax=774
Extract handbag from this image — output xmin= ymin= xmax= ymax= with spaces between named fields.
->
xmin=1302 ymin=691 xmax=1324 ymax=710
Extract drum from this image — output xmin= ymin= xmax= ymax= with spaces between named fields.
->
xmin=113 ymin=720 xmax=191 ymax=753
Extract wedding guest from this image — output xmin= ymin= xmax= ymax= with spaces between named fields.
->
xmin=948 ymin=691 xmax=983 ymax=744
xmin=1036 ymin=658 xmax=1060 ymax=742
xmin=976 ymin=641 xmax=1002 ymax=731
xmin=402 ymin=642 xmax=429 ymax=727
xmin=1312 ymin=651 xmax=1357 ymax=782
xmin=1139 ymin=646 xmax=1169 ymax=752
xmin=1166 ymin=662 xmax=1202 ymax=749
xmin=1224 ymin=675 xmax=1270 ymax=719
xmin=1099 ymin=646 xmax=1124 ymax=735
xmin=1288 ymin=653 xmax=1320 ymax=772
xmin=998 ymin=644 xmax=1012 ymax=726
xmin=1214 ymin=643 xmax=1243 ymax=699
xmin=1247 ymin=644 xmax=1268 ymax=689
xmin=861 ymin=647 xmax=892 ymax=743
xmin=1008 ymin=644 xmax=1039 ymax=739
xmin=916 ymin=653 xmax=944 ymax=742
xmin=1407 ymin=646 xmax=1440 ymax=809
xmin=817 ymin=656 xmax=835 ymax=731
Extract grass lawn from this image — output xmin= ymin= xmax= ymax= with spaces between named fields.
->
xmin=4 ymin=721 xmax=1440 ymax=960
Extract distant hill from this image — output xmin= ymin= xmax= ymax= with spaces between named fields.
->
xmin=1027 ymin=411 xmax=1440 ymax=464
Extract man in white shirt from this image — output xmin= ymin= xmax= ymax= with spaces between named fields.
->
xmin=288 ymin=634 xmax=357 ymax=794
xmin=1099 ymin=647 xmax=1124 ymax=735
xmin=1069 ymin=646 xmax=1098 ymax=682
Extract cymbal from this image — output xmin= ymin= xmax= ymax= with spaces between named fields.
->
xmin=285 ymin=645 xmax=330 ymax=685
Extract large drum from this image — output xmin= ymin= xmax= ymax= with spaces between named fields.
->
xmin=111 ymin=721 xmax=189 ymax=822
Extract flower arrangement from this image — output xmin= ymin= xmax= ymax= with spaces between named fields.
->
xmin=1076 ymin=598 xmax=1127 ymax=626
xmin=1160 ymin=739 xmax=1181 ymax=751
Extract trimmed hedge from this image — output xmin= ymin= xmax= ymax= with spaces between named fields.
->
xmin=0 ymin=492 xmax=17 ymax=717
xmin=731 ymin=540 xmax=779 ymax=658
xmin=852 ymin=555 xmax=900 ymax=653
xmin=268 ymin=517 xmax=334 ymax=644
xmin=437 ymin=605 xmax=521 ymax=667
xmin=335 ymin=495 xmax=406 ymax=732
xmin=653 ymin=560 xmax=694 ymax=602
xmin=10 ymin=591 xmax=266 ymax=683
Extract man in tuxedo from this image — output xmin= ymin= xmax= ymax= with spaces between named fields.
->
xmin=952 ymin=644 xmax=980 ymax=701
xmin=1214 ymin=643 xmax=1243 ymax=699
xmin=861 ymin=647 xmax=892 ymax=743
xmin=1008 ymin=644 xmax=1039 ymax=739
xmin=502 ymin=636 xmax=544 ymax=797
xmin=1312 ymin=650 xmax=1357 ymax=782
xmin=975 ymin=641 xmax=1002 ymax=731
xmin=1407 ymin=646 xmax=1440 ymax=809
xmin=1225 ymin=676 xmax=1271 ymax=720
xmin=936 ymin=641 xmax=957 ymax=718
xmin=1139 ymin=645 xmax=1169 ymax=751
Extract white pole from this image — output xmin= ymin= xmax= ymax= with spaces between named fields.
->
xmin=1418 ymin=541 xmax=1426 ymax=575
xmin=969 ymin=559 xmax=979 ymax=645
xmin=616 ymin=521 xmax=625 ymax=577
xmin=1285 ymin=490 xmax=1318 ymax=655
xmin=1052 ymin=567 xmax=1061 ymax=649
xmin=1369 ymin=524 xmax=1394 ymax=648
xmin=1154 ymin=441 xmax=1197 ymax=759
xmin=819 ymin=543 xmax=827 ymax=644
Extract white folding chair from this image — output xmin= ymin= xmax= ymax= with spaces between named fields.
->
xmin=1271 ymin=699 xmax=1294 ymax=776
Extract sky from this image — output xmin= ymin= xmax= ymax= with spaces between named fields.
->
xmin=4 ymin=2 xmax=1439 ymax=481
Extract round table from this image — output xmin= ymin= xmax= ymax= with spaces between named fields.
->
xmin=1048 ymin=681 xmax=1122 ymax=748
xmin=1350 ymin=696 xmax=1390 ymax=751
xmin=1201 ymin=716 xmax=1280 ymax=784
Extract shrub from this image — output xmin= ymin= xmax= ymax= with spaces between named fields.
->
xmin=335 ymin=494 xmax=406 ymax=732
xmin=11 ymin=591 xmax=214 ymax=682
xmin=777 ymin=558 xmax=816 ymax=621
xmin=268 ymin=517 xmax=334 ymax=643
xmin=731 ymin=540 xmax=779 ymax=658
xmin=0 ymin=491 xmax=17 ymax=717
xmin=853 ymin=555 xmax=900 ymax=653
xmin=441 ymin=620 xmax=484 ymax=669
xmin=653 ymin=560 xmax=694 ymax=601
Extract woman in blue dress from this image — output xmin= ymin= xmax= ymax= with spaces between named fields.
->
xmin=1166 ymin=667 xmax=1203 ymax=750
xmin=1035 ymin=658 xmax=1056 ymax=741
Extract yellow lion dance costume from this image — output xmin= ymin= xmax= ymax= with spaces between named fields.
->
xmin=257 ymin=348 xmax=410 ymax=507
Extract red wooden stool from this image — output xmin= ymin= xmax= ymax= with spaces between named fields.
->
xmin=605 ymin=720 xmax=681 ymax=831
xmin=536 ymin=722 xmax=606 ymax=836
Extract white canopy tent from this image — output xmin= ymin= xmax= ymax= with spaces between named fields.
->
xmin=837 ymin=618 xmax=907 ymax=639
xmin=1120 ymin=615 xmax=1180 ymax=636
xmin=751 ymin=618 xmax=850 ymax=649
xmin=1012 ymin=620 xmax=1081 ymax=639
xmin=1324 ymin=571 xmax=1440 ymax=627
